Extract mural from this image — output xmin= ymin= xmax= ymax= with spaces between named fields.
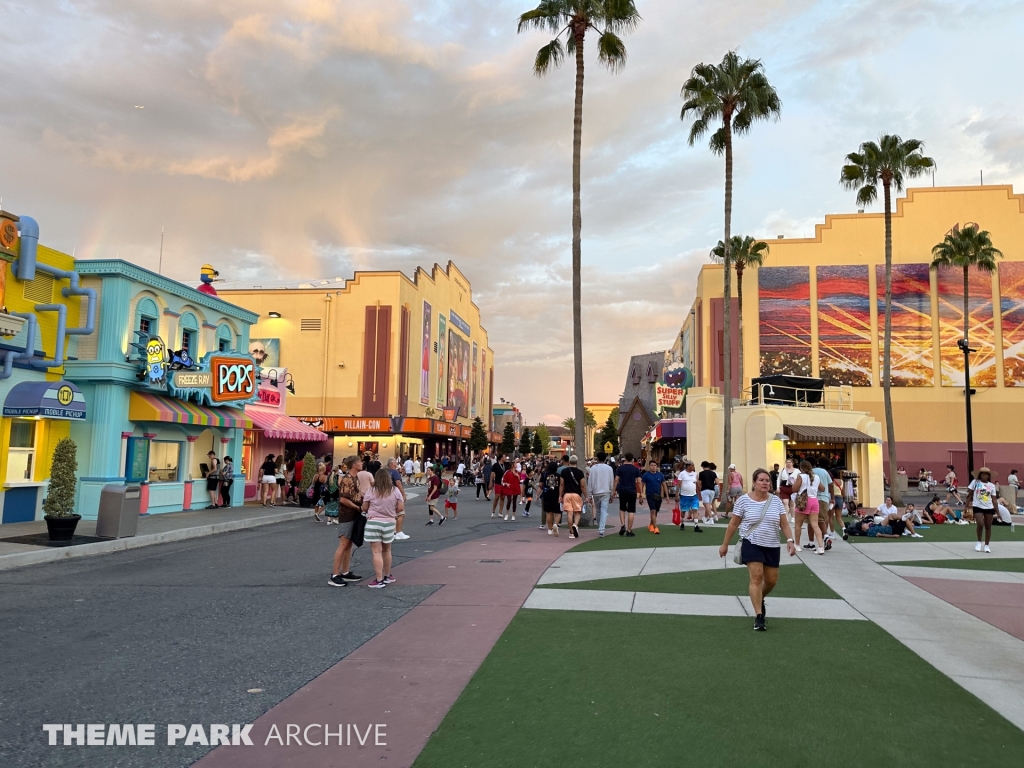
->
xmin=758 ymin=266 xmax=811 ymax=376
xmin=248 ymin=338 xmax=280 ymax=369
xmin=471 ymin=341 xmax=478 ymax=417
xmin=1000 ymin=263 xmax=1024 ymax=386
xmin=875 ymin=264 xmax=933 ymax=387
xmin=420 ymin=301 xmax=431 ymax=405
xmin=448 ymin=330 xmax=471 ymax=417
xmin=937 ymin=265 xmax=996 ymax=386
xmin=436 ymin=313 xmax=447 ymax=409
xmin=816 ymin=265 xmax=871 ymax=386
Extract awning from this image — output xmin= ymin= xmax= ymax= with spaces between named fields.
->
xmin=3 ymin=380 xmax=86 ymax=420
xmin=246 ymin=407 xmax=328 ymax=441
xmin=783 ymin=424 xmax=875 ymax=444
xmin=129 ymin=391 xmax=251 ymax=429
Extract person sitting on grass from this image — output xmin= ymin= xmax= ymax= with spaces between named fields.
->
xmin=925 ymin=494 xmax=964 ymax=525
xmin=877 ymin=502 xmax=924 ymax=538
xmin=994 ymin=495 xmax=1015 ymax=528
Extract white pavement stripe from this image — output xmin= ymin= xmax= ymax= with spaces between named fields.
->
xmin=799 ymin=543 xmax=1024 ymax=732
xmin=641 ymin=546 xmax=801 ymax=577
xmin=853 ymin=540 xmax=1024 ymax=563
xmin=525 ymin=589 xmax=862 ymax=620
xmin=887 ymin=565 xmax=1024 ymax=584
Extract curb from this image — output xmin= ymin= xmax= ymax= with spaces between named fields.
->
xmin=0 ymin=508 xmax=311 ymax=572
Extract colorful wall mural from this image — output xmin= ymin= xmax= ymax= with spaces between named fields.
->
xmin=816 ymin=265 xmax=872 ymax=386
xmin=471 ymin=341 xmax=478 ymax=417
xmin=758 ymin=266 xmax=811 ymax=377
xmin=420 ymin=301 xmax=431 ymax=405
xmin=447 ymin=330 xmax=470 ymax=417
xmin=1000 ymin=262 xmax=1024 ymax=387
xmin=875 ymin=264 xmax=933 ymax=387
xmin=936 ymin=265 xmax=996 ymax=387
xmin=436 ymin=313 xmax=447 ymax=409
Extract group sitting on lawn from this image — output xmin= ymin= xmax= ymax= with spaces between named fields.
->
xmin=844 ymin=493 xmax=1015 ymax=538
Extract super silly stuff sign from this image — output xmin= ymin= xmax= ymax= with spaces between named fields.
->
xmin=168 ymin=353 xmax=258 ymax=407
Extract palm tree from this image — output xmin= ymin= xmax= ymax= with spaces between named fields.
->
xmin=681 ymin=51 xmax=781 ymax=481
xmin=519 ymin=0 xmax=641 ymax=462
xmin=931 ymin=224 xmax=1002 ymax=479
xmin=710 ymin=235 xmax=769 ymax=397
xmin=841 ymin=136 xmax=934 ymax=503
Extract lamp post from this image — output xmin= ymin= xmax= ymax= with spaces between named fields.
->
xmin=958 ymin=337 xmax=977 ymax=479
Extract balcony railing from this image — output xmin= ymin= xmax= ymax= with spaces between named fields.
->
xmin=741 ymin=384 xmax=854 ymax=411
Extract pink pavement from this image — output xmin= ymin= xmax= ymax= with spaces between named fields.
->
xmin=194 ymin=527 xmax=580 ymax=768
xmin=906 ymin=577 xmax=1024 ymax=641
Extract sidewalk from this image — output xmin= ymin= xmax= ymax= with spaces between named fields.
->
xmin=0 ymin=502 xmax=313 ymax=570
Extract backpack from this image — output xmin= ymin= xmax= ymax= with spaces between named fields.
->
xmin=440 ymin=478 xmax=450 ymax=494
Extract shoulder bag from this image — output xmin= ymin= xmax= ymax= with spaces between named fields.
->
xmin=733 ymin=497 xmax=773 ymax=565
xmin=350 ymin=512 xmax=367 ymax=548
xmin=795 ymin=473 xmax=810 ymax=511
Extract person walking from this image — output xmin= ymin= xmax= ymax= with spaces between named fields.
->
xmin=588 ymin=452 xmax=615 ymax=537
xmin=403 ymin=455 xmax=415 ymax=487
xmin=725 ymin=464 xmax=744 ymax=513
xmin=612 ymin=452 xmax=642 ymax=537
xmin=968 ymin=467 xmax=998 ymax=553
xmin=640 ymin=459 xmax=669 ymax=535
xmin=312 ymin=461 xmax=329 ymax=523
xmin=696 ymin=462 xmax=718 ymax=531
xmin=274 ymin=454 xmax=287 ymax=505
xmin=718 ymin=468 xmax=798 ymax=631
xmin=676 ymin=460 xmax=699 ymax=531
xmin=387 ymin=457 xmax=410 ymax=540
xmin=443 ymin=472 xmax=460 ymax=520
xmin=502 ymin=461 xmax=522 ymax=521
xmin=522 ymin=468 xmax=535 ymax=517
xmin=944 ymin=465 xmax=963 ymax=507
xmin=481 ymin=457 xmax=493 ymax=500
xmin=792 ymin=460 xmax=825 ymax=554
xmin=204 ymin=450 xmax=222 ymax=509
xmin=327 ymin=456 xmax=365 ymax=587
xmin=1007 ymin=468 xmax=1019 ymax=515
xmin=559 ymin=455 xmax=587 ymax=539
xmin=490 ymin=456 xmax=507 ymax=517
xmin=475 ymin=462 xmax=486 ymax=498
xmin=413 ymin=457 xmax=423 ymax=486
xmin=425 ymin=465 xmax=446 ymax=525
xmin=811 ymin=459 xmax=835 ymax=548
xmin=541 ymin=460 xmax=562 ymax=535
xmin=259 ymin=454 xmax=277 ymax=506
xmin=219 ymin=456 xmax=234 ymax=509
xmin=362 ymin=468 xmax=404 ymax=588
xmin=777 ymin=458 xmax=799 ymax=518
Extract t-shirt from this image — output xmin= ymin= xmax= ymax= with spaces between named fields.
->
xmin=413 ymin=460 xmax=421 ymax=473
xmin=588 ymin=463 xmax=615 ymax=495
xmin=615 ymin=463 xmax=641 ymax=494
xmin=731 ymin=494 xmax=785 ymax=548
xmin=1008 ymin=473 xmax=1019 ymax=489
xmin=796 ymin=473 xmax=820 ymax=497
xmin=456 ymin=463 xmax=466 ymax=475
xmin=867 ymin=524 xmax=892 ymax=537
xmin=777 ymin=467 xmax=799 ymax=489
xmin=427 ymin=474 xmax=442 ymax=501
xmin=260 ymin=459 xmax=276 ymax=478
xmin=727 ymin=470 xmax=742 ymax=489
xmin=541 ymin=471 xmax=561 ymax=497
xmin=641 ymin=471 xmax=665 ymax=497
xmin=388 ymin=468 xmax=403 ymax=486
xmin=968 ymin=479 xmax=996 ymax=510
xmin=697 ymin=469 xmax=718 ymax=493
xmin=357 ymin=470 xmax=374 ymax=495
xmin=365 ymin=487 xmax=404 ymax=521
xmin=561 ymin=467 xmax=585 ymax=496
xmin=876 ymin=503 xmax=898 ymax=518
xmin=404 ymin=459 xmax=414 ymax=474
xmin=676 ymin=470 xmax=698 ymax=496
xmin=502 ymin=469 xmax=522 ymax=495
xmin=812 ymin=468 xmax=833 ymax=502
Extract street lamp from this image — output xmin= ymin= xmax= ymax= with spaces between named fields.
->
xmin=958 ymin=337 xmax=978 ymax=479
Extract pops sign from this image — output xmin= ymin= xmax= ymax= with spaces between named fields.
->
xmin=211 ymin=357 xmax=257 ymax=403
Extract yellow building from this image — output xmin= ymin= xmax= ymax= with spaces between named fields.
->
xmin=585 ymin=402 xmax=618 ymax=454
xmin=680 ymin=184 xmax=1024 ymax=486
xmin=220 ymin=262 xmax=497 ymax=465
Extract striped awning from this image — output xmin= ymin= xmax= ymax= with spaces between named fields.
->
xmin=783 ymin=424 xmax=875 ymax=444
xmin=129 ymin=391 xmax=251 ymax=429
xmin=245 ymin=406 xmax=328 ymax=441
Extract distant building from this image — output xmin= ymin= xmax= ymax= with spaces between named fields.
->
xmin=617 ymin=352 xmax=668 ymax=457
xmin=492 ymin=404 xmax=522 ymax=440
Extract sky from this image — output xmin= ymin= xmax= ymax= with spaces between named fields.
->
xmin=2 ymin=0 xmax=1024 ymax=425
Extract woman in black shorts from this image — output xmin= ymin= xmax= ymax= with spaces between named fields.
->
xmin=540 ymin=461 xmax=562 ymax=536
xmin=719 ymin=468 xmax=798 ymax=631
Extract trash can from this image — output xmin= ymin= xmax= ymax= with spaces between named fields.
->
xmin=95 ymin=484 xmax=142 ymax=539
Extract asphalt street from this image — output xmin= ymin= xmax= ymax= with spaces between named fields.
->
xmin=0 ymin=490 xmax=524 ymax=768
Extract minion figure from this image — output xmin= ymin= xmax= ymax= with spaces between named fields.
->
xmin=146 ymin=337 xmax=167 ymax=385
xmin=197 ymin=264 xmax=219 ymax=296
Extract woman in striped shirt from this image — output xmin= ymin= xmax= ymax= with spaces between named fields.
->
xmin=719 ymin=468 xmax=798 ymax=631
xmin=361 ymin=468 xmax=405 ymax=589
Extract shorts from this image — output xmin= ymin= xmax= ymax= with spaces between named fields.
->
xmin=890 ymin=519 xmax=907 ymax=536
xmin=444 ymin=500 xmax=457 ymax=510
xmin=817 ymin=496 xmax=831 ymax=510
xmin=647 ymin=494 xmax=662 ymax=512
xmin=679 ymin=494 xmax=699 ymax=511
xmin=427 ymin=500 xmax=438 ymax=512
xmin=700 ymin=490 xmax=716 ymax=505
xmin=778 ymin=484 xmax=793 ymax=500
xmin=206 ymin=477 xmax=220 ymax=491
xmin=262 ymin=475 xmax=276 ymax=484
xmin=618 ymin=492 xmax=637 ymax=514
xmin=740 ymin=539 xmax=781 ymax=568
xmin=799 ymin=497 xmax=820 ymax=515
xmin=363 ymin=519 xmax=396 ymax=544
xmin=974 ymin=508 xmax=995 ymax=516
xmin=542 ymin=494 xmax=560 ymax=514
xmin=276 ymin=477 xmax=286 ymax=486
xmin=335 ymin=519 xmax=355 ymax=540
xmin=728 ymin=487 xmax=742 ymax=499
xmin=562 ymin=493 xmax=583 ymax=513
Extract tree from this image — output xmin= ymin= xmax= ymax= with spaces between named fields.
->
xmin=841 ymin=135 xmax=935 ymax=503
xmin=535 ymin=423 xmax=552 ymax=454
xmin=711 ymin=235 xmax=769 ymax=395
xmin=681 ymin=50 xmax=781 ymax=487
xmin=469 ymin=416 xmax=489 ymax=454
xmin=532 ymin=431 xmax=544 ymax=456
xmin=501 ymin=422 xmax=517 ymax=455
xmin=562 ymin=416 xmax=575 ymax=434
xmin=519 ymin=0 xmax=641 ymax=464
xmin=299 ymin=451 xmax=316 ymax=492
xmin=43 ymin=437 xmax=78 ymax=517
xmin=596 ymin=412 xmax=619 ymax=455
xmin=519 ymin=427 xmax=533 ymax=456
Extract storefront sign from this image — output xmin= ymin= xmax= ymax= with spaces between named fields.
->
xmin=433 ymin=421 xmax=459 ymax=436
xmin=0 ymin=214 xmax=19 ymax=258
xmin=173 ymin=371 xmax=212 ymax=388
xmin=298 ymin=417 xmax=394 ymax=433
xmin=655 ymin=383 xmax=685 ymax=410
xmin=3 ymin=380 xmax=87 ymax=420
xmin=449 ymin=309 xmax=471 ymax=337
xmin=210 ymin=356 xmax=256 ymax=403
xmin=257 ymin=387 xmax=281 ymax=407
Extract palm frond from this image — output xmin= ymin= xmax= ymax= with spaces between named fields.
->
xmin=930 ymin=225 xmax=1003 ymax=272
xmin=533 ymin=38 xmax=565 ymax=76
xmin=596 ymin=31 xmax=627 ymax=72
xmin=600 ymin=0 xmax=642 ymax=32
xmin=517 ymin=2 xmax=567 ymax=34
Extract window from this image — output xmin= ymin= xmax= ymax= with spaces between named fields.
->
xmin=6 ymin=419 xmax=36 ymax=483
xmin=181 ymin=330 xmax=196 ymax=356
xmin=134 ymin=298 xmax=160 ymax=341
xmin=179 ymin=312 xmax=200 ymax=357
xmin=216 ymin=323 xmax=234 ymax=352
xmin=139 ymin=316 xmax=151 ymax=335
xmin=148 ymin=441 xmax=181 ymax=483
xmin=218 ymin=337 xmax=230 ymax=351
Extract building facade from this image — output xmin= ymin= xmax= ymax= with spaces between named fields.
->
xmin=617 ymin=351 xmax=669 ymax=457
xmin=220 ymin=262 xmax=499 ymax=461
xmin=679 ymin=184 xmax=1024 ymax=482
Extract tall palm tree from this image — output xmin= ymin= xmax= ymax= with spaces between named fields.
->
xmin=518 ymin=1 xmax=641 ymax=461
xmin=681 ymin=51 xmax=781 ymax=481
xmin=710 ymin=235 xmax=769 ymax=397
xmin=841 ymin=136 xmax=934 ymax=503
xmin=930 ymin=225 xmax=1003 ymax=346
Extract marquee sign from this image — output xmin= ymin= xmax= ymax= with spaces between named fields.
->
xmin=655 ymin=383 xmax=685 ymax=411
xmin=166 ymin=352 xmax=259 ymax=407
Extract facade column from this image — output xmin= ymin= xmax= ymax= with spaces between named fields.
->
xmin=139 ymin=432 xmax=156 ymax=514
xmin=183 ymin=436 xmax=199 ymax=510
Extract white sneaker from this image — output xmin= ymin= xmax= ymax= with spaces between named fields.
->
xmin=503 ymin=515 xmax=509 ymax=521
xmin=984 ymin=545 xmax=991 ymax=553
xmin=975 ymin=542 xmax=983 ymax=552
xmin=511 ymin=516 xmax=516 ymax=521
xmin=911 ymin=533 xmax=923 ymax=538
xmin=547 ymin=528 xmax=553 ymax=535
xmin=394 ymin=532 xmax=410 ymax=540
xmin=816 ymin=548 xmax=825 ymax=555
xmin=902 ymin=530 xmax=910 ymax=536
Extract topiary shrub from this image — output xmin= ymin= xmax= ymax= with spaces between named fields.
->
xmin=299 ymin=451 xmax=316 ymax=492
xmin=43 ymin=437 xmax=79 ymax=517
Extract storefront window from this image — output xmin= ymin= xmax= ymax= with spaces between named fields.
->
xmin=149 ymin=441 xmax=181 ymax=483
xmin=6 ymin=419 xmax=36 ymax=483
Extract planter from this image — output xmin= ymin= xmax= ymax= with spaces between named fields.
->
xmin=298 ymin=493 xmax=311 ymax=508
xmin=45 ymin=514 xmax=82 ymax=542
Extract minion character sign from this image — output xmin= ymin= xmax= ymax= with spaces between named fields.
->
xmin=145 ymin=337 xmax=168 ymax=385
xmin=197 ymin=264 xmax=220 ymax=296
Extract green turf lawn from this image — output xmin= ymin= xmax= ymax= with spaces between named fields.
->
xmin=536 ymin=562 xmax=840 ymax=599
xmin=413 ymin=611 xmax=1024 ymax=768
xmin=882 ymin=557 xmax=1024 ymax=572
xmin=852 ymin=522 xmax=1020 ymax=543
xmin=572 ymin=525 xmax=743 ymax=551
